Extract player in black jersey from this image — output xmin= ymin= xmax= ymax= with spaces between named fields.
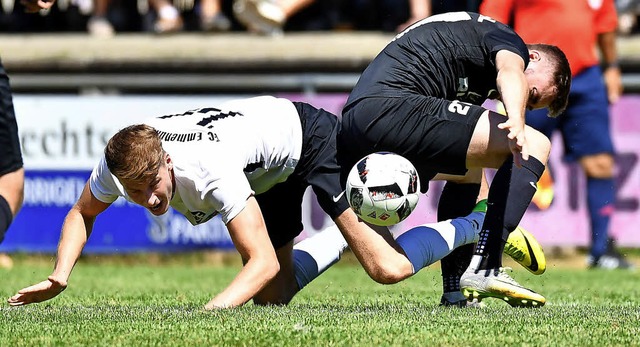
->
xmin=0 ymin=0 xmax=59 ymax=269
xmin=338 ymin=12 xmax=571 ymax=307
xmin=0 ymin=61 xmax=22 ymax=255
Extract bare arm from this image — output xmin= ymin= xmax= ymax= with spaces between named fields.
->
xmin=396 ymin=0 xmax=431 ymax=32
xmin=204 ymin=196 xmax=279 ymax=309
xmin=20 ymin=0 xmax=55 ymax=13
xmin=8 ymin=181 xmax=110 ymax=306
xmin=51 ymin=182 xmax=109 ymax=284
xmin=494 ymin=49 xmax=528 ymax=166
xmin=598 ymin=31 xmax=623 ymax=103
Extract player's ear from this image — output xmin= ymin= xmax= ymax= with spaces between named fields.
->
xmin=528 ymin=50 xmax=541 ymax=62
xmin=165 ymin=153 xmax=173 ymax=170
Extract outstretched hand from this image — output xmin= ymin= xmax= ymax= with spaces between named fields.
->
xmin=20 ymin=0 xmax=56 ymax=13
xmin=7 ymin=276 xmax=67 ymax=306
xmin=497 ymin=117 xmax=528 ymax=167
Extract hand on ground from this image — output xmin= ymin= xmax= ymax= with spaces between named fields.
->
xmin=7 ymin=277 xmax=67 ymax=306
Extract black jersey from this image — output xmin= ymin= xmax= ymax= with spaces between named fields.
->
xmin=0 ymin=60 xmax=23 ymax=176
xmin=345 ymin=12 xmax=529 ymax=109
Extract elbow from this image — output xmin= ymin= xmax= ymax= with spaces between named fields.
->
xmin=256 ymin=255 xmax=280 ymax=284
xmin=264 ymin=260 xmax=280 ymax=282
xmin=366 ymin=261 xmax=412 ymax=285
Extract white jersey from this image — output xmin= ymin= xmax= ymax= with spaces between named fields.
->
xmin=89 ymin=96 xmax=303 ymax=225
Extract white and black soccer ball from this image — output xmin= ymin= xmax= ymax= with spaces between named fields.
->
xmin=345 ymin=152 xmax=420 ymax=226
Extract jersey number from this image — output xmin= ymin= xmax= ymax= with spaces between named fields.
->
xmin=448 ymin=100 xmax=472 ymax=116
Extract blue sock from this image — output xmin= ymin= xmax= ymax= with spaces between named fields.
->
xmin=396 ymin=212 xmax=484 ymax=273
xmin=587 ymin=177 xmax=615 ymax=259
xmin=292 ymin=225 xmax=347 ymax=290
xmin=293 ymin=250 xmax=319 ymax=290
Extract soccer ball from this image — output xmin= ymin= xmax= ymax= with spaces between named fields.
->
xmin=345 ymin=152 xmax=420 ymax=226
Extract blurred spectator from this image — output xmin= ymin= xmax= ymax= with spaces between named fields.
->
xmin=200 ymin=0 xmax=231 ymax=32
xmin=1 ymin=0 xmax=87 ymax=32
xmin=233 ymin=0 xmax=317 ymax=35
xmin=0 ymin=0 xmax=481 ymax=34
xmin=481 ymin=0 xmax=633 ymax=270
xmin=344 ymin=0 xmax=480 ymax=33
xmin=345 ymin=0 xmax=424 ymax=32
xmin=148 ymin=0 xmax=184 ymax=33
xmin=86 ymin=0 xmax=184 ymax=36
xmin=396 ymin=0 xmax=431 ymax=32
xmin=617 ymin=0 xmax=640 ymax=34
xmin=3 ymin=0 xmax=232 ymax=35
xmin=343 ymin=1 xmax=396 ymax=32
xmin=88 ymin=0 xmax=115 ymax=37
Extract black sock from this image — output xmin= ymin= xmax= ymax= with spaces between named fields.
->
xmin=476 ymin=156 xmax=545 ymax=269
xmin=438 ymin=182 xmax=480 ymax=293
xmin=0 ymin=195 xmax=13 ymax=244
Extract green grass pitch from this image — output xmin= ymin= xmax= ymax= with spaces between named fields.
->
xmin=1 ymin=254 xmax=639 ymax=346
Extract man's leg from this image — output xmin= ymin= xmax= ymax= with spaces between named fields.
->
xmin=554 ymin=67 xmax=629 ymax=269
xmin=255 ymin=205 xmax=487 ymax=305
xmin=252 ymin=240 xmax=299 ymax=305
xmin=0 ymin=167 xmax=24 ymax=234
xmin=252 ymin=225 xmax=348 ymax=305
xmin=465 ymin=112 xmax=550 ymax=270
xmin=292 ymin=225 xmax=348 ymax=292
xmin=581 ymin=154 xmax=633 ymax=269
xmin=461 ymin=156 xmax=547 ymax=307
xmin=0 ymin=62 xmax=25 ymax=268
xmin=583 ymin=154 xmax=615 ymax=263
xmin=394 ymin=208 xmax=485 ymax=274
xmin=264 ymin=202 xmax=544 ymax=305
xmin=471 ymin=155 xmax=545 ymax=270
xmin=461 ymin=110 xmax=550 ymax=307
xmin=254 ymin=210 xmax=481 ymax=304
xmin=437 ymin=181 xmax=480 ymax=305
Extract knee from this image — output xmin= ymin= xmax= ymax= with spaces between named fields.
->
xmin=526 ymin=128 xmax=551 ymax=162
xmin=581 ymin=154 xmax=615 ymax=178
xmin=0 ymin=168 xmax=25 ymax=216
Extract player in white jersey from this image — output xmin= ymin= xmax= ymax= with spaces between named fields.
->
xmin=9 ymin=96 xmax=540 ymax=309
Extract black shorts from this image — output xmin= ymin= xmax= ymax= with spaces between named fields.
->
xmin=255 ymin=102 xmax=349 ymax=250
xmin=339 ymin=94 xmax=485 ymax=192
xmin=0 ymin=61 xmax=23 ymax=176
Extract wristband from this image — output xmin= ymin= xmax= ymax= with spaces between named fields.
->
xmin=605 ymin=61 xmax=620 ymax=69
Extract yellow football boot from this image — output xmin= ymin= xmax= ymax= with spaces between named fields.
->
xmin=504 ymin=226 xmax=546 ymax=275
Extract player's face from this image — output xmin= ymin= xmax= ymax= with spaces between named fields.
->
xmin=525 ymin=76 xmax=556 ymax=111
xmin=524 ymin=52 xmax=557 ymax=111
xmin=120 ymin=158 xmax=174 ymax=216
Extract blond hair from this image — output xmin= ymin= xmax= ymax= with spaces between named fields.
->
xmin=105 ymin=124 xmax=164 ymax=182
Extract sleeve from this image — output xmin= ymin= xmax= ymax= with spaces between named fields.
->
xmin=479 ymin=0 xmax=515 ymax=26
xmin=594 ymin=0 xmax=618 ymax=34
xmin=483 ymin=23 xmax=529 ymax=68
xmin=88 ymin=156 xmax=124 ymax=204
xmin=198 ymin=161 xmax=254 ymax=225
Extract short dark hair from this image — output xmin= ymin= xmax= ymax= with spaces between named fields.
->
xmin=527 ymin=44 xmax=572 ymax=118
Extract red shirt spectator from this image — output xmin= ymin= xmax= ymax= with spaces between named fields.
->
xmin=480 ymin=0 xmax=618 ymax=76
